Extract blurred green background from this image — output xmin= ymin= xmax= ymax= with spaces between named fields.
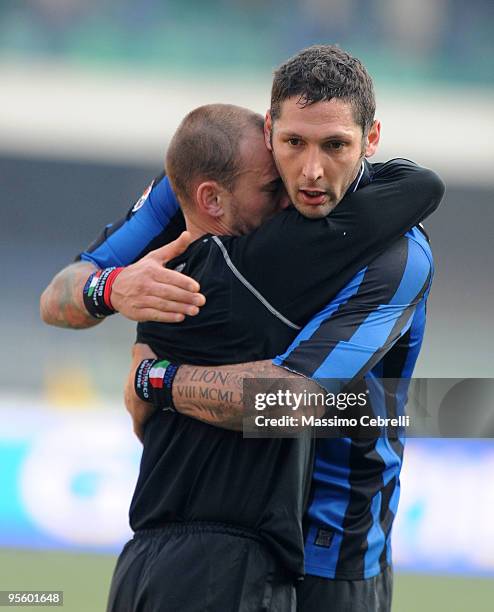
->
xmin=1 ymin=0 xmax=493 ymax=85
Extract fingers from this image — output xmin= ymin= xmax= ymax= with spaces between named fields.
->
xmin=170 ymin=231 xmax=194 ymax=254
xmin=145 ymin=282 xmax=206 ymax=307
xmin=111 ymin=234 xmax=206 ymax=323
xmin=111 ymin=267 xmax=206 ymax=322
xmin=134 ymin=295 xmax=202 ymax=317
xmin=132 ymin=307 xmax=188 ymax=323
xmin=153 ymin=267 xmax=203 ymax=295
xmin=156 ymin=300 xmax=199 ymax=317
xmin=123 ymin=297 xmax=205 ymax=321
xmin=147 ymin=231 xmax=195 ymax=265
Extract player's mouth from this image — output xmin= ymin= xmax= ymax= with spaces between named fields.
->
xmin=298 ymin=189 xmax=327 ymax=206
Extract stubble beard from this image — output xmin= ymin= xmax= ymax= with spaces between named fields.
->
xmin=270 ymin=135 xmax=366 ymax=220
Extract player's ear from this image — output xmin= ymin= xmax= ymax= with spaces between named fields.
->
xmin=364 ymin=120 xmax=381 ymax=158
xmin=196 ymin=181 xmax=225 ymax=218
xmin=264 ymin=111 xmax=273 ymax=151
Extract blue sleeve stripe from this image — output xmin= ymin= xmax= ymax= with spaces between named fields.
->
xmin=151 ymin=175 xmax=181 ymax=225
xmin=386 ymin=238 xmax=432 ymax=307
xmin=81 ymin=176 xmax=180 ymax=268
xmin=311 ymin=239 xmax=431 ymax=381
xmin=273 ymin=268 xmax=367 ymax=367
xmin=311 ymin=309 xmax=413 ymax=381
xmin=84 ymin=209 xmax=165 ymax=267
xmin=80 ymin=241 xmax=124 ymax=267
xmin=275 ymin=236 xmax=410 ymax=377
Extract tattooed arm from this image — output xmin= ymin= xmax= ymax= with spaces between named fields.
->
xmin=40 ymin=262 xmax=100 ymax=329
xmin=126 ymin=352 xmax=323 ymax=440
xmin=171 ymin=361 xmax=323 ymax=431
xmin=40 ymin=234 xmax=205 ymax=329
xmin=173 ymin=361 xmax=282 ymax=429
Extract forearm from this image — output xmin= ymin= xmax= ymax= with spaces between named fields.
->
xmin=40 ymin=262 xmax=100 ymax=329
xmin=172 ymin=360 xmax=321 ymax=431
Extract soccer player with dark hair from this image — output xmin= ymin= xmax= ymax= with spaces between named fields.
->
xmin=41 ymin=45 xmax=444 ymax=611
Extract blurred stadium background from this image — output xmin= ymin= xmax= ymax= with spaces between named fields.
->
xmin=1 ymin=1 xmax=493 ymax=610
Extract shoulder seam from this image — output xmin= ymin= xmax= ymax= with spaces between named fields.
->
xmin=211 ymin=236 xmax=301 ymax=331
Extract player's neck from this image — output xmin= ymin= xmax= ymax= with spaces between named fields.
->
xmin=184 ymin=214 xmax=232 ymax=240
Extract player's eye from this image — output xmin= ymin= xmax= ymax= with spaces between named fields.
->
xmin=325 ymin=141 xmax=344 ymax=150
xmin=288 ymin=138 xmax=303 ymax=147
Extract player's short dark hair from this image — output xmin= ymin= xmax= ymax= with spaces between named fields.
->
xmin=166 ymin=104 xmax=264 ymax=207
xmin=270 ymin=44 xmax=376 ymax=134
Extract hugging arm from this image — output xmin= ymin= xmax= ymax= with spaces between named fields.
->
xmin=172 ymin=360 xmax=312 ymax=430
xmin=40 ymin=175 xmax=204 ymax=328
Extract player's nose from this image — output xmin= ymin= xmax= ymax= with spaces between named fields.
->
xmin=302 ymin=149 xmax=323 ymax=183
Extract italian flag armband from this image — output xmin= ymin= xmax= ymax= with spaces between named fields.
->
xmin=134 ymin=359 xmax=179 ymax=411
xmin=82 ymin=267 xmax=124 ymax=318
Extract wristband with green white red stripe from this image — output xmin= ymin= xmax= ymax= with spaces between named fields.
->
xmin=135 ymin=358 xmax=179 ymax=411
xmin=83 ymin=267 xmax=124 ymax=318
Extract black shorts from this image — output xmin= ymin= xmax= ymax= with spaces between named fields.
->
xmin=296 ymin=566 xmax=393 ymax=612
xmin=107 ymin=522 xmax=296 ymax=612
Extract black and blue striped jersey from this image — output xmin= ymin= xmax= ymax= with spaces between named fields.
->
xmin=77 ymin=161 xmax=443 ymax=578
xmin=274 ymin=226 xmax=432 ymax=579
